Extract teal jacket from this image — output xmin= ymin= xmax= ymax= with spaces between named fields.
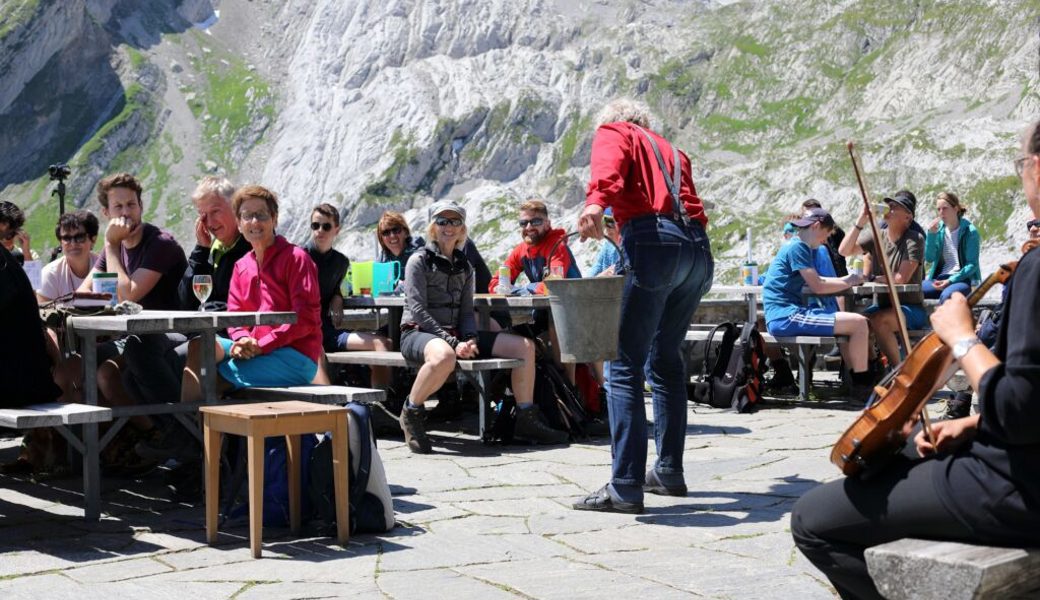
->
xmin=924 ymin=217 xmax=981 ymax=284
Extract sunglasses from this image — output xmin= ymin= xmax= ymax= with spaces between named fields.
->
xmin=239 ymin=211 xmax=272 ymax=222
xmin=604 ymin=217 xmax=616 ymax=229
xmin=518 ymin=217 xmax=545 ymax=228
xmin=1015 ymin=156 xmax=1033 ymax=177
xmin=59 ymin=233 xmax=89 ymax=244
xmin=434 ymin=217 xmax=464 ymax=227
xmin=380 ymin=226 xmax=404 ymax=237
xmin=310 ymin=221 xmax=333 ymax=232
xmin=1027 ymin=219 xmax=1040 ymax=230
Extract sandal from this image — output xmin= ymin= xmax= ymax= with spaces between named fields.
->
xmin=572 ymin=484 xmax=643 ymax=514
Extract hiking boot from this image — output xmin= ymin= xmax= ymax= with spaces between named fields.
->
xmin=942 ymin=391 xmax=973 ymax=420
xmin=400 ymin=402 xmax=432 ymax=454
xmin=513 ymin=405 xmax=569 ymax=445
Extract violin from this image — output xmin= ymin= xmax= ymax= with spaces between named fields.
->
xmin=830 ymin=262 xmax=1015 ymax=476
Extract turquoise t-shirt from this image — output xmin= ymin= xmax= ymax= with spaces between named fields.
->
xmin=763 ymin=237 xmax=816 ymax=324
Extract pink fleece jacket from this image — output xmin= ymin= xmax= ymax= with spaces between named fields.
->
xmin=227 ymin=235 xmax=322 ymax=364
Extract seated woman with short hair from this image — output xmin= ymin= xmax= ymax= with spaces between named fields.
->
xmin=397 ymin=201 xmax=568 ymax=453
xmin=181 ymin=185 xmax=322 ymax=402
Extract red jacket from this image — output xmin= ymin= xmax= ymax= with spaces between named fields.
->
xmin=585 ymin=121 xmax=708 ymax=230
xmin=227 ymin=235 xmax=323 ymax=364
xmin=488 ymin=228 xmax=581 ymax=293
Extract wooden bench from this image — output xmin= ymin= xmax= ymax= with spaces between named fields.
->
xmin=0 ymin=402 xmax=112 ymax=520
xmin=866 ymin=538 xmax=1040 ymax=599
xmin=685 ymin=328 xmax=848 ymax=402
xmin=326 ymin=351 xmax=524 ymax=441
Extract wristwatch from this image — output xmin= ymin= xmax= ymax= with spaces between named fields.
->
xmin=952 ymin=336 xmax=981 ymax=360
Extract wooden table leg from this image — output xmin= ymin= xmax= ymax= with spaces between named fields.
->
xmin=286 ymin=434 xmax=301 ymax=535
xmin=247 ymin=435 xmax=265 ymax=558
xmin=331 ymin=415 xmax=350 ymax=546
xmin=203 ymin=418 xmax=221 ymax=544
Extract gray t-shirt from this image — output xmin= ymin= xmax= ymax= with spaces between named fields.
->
xmin=859 ymin=227 xmax=925 ymax=306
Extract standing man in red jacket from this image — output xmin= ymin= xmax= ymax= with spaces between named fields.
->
xmin=573 ymin=99 xmax=713 ymax=514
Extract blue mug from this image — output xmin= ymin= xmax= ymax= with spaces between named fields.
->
xmin=372 ymin=261 xmax=401 ymax=296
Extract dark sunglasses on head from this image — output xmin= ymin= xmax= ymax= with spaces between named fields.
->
xmin=380 ymin=226 xmax=404 ymax=237
xmin=310 ymin=221 xmax=333 ymax=232
xmin=434 ymin=217 xmax=464 ymax=227
xmin=59 ymin=233 xmax=88 ymax=243
xmin=1027 ymin=219 xmax=1040 ymax=230
xmin=518 ymin=217 xmax=545 ymax=228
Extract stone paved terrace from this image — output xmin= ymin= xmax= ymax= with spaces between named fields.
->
xmin=0 ymin=380 xmax=864 ymax=599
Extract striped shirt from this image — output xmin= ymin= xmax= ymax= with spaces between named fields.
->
xmin=939 ymin=226 xmax=961 ymax=277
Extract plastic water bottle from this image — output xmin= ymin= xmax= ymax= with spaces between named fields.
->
xmin=495 ymin=265 xmax=512 ymax=295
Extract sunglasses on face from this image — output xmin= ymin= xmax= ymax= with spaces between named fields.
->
xmin=1027 ymin=219 xmax=1040 ymax=230
xmin=380 ymin=226 xmax=404 ymax=237
xmin=604 ymin=217 xmax=616 ymax=229
xmin=434 ymin=217 xmax=464 ymax=227
xmin=59 ymin=233 xmax=88 ymax=244
xmin=239 ymin=211 xmax=272 ymax=222
xmin=518 ymin=217 xmax=545 ymax=228
xmin=310 ymin=221 xmax=333 ymax=232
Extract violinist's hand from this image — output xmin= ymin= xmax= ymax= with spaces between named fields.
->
xmin=915 ymin=415 xmax=979 ymax=457
xmin=856 ymin=206 xmax=870 ymax=229
xmin=578 ymin=205 xmax=605 ymax=242
xmin=929 ymin=292 xmax=975 ymax=347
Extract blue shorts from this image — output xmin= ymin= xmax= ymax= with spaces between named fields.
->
xmin=862 ymin=303 xmax=929 ymax=330
xmin=767 ymin=307 xmax=836 ymax=337
xmin=216 ymin=337 xmax=318 ymax=390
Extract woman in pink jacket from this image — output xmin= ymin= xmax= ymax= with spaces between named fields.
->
xmin=181 ymin=184 xmax=322 ymax=402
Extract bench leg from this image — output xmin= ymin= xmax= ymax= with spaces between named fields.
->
xmin=286 ymin=434 xmax=301 ymax=535
xmin=203 ymin=421 xmax=221 ymax=544
xmin=83 ymin=422 xmax=101 ymax=520
xmin=247 ymin=435 xmax=265 ymax=558
xmin=331 ymin=416 xmax=350 ymax=546
xmin=797 ymin=345 xmax=812 ymax=402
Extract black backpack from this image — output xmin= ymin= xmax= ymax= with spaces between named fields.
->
xmin=689 ymin=322 xmax=768 ymax=413
xmin=487 ymin=359 xmax=588 ymax=443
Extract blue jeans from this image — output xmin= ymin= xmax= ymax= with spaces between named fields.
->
xmin=922 ymin=275 xmax=971 ymax=304
xmin=608 ymin=216 xmax=713 ymax=502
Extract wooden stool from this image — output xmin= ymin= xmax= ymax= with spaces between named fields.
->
xmin=200 ymin=401 xmax=350 ymax=558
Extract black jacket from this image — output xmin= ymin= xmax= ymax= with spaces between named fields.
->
xmin=178 ymin=236 xmax=251 ymax=310
xmin=0 ymin=246 xmax=61 ymax=407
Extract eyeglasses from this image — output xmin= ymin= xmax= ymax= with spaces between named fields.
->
xmin=434 ymin=217 xmax=463 ymax=227
xmin=239 ymin=211 xmax=272 ymax=222
xmin=1015 ymin=155 xmax=1034 ymax=177
xmin=310 ymin=222 xmax=333 ymax=232
xmin=59 ymin=233 xmax=88 ymax=244
xmin=380 ymin=226 xmax=404 ymax=237
xmin=1027 ymin=219 xmax=1040 ymax=230
xmin=604 ymin=217 xmax=616 ymax=229
xmin=518 ymin=217 xmax=545 ymax=228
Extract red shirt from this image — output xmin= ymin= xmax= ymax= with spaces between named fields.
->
xmin=585 ymin=121 xmax=708 ymax=230
xmin=227 ymin=235 xmax=323 ymax=364
xmin=487 ymin=228 xmax=580 ymax=293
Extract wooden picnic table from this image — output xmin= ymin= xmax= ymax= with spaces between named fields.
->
xmin=341 ymin=293 xmax=552 ymax=344
xmin=63 ymin=310 xmax=296 ymax=519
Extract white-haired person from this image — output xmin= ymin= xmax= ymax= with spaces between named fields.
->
xmin=397 ymin=200 xmax=567 ymax=453
xmin=574 ymin=97 xmax=713 ymax=514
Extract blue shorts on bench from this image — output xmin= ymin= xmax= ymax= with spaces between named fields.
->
xmin=216 ymin=337 xmax=318 ymax=390
xmin=862 ymin=303 xmax=929 ymax=330
xmin=767 ymin=307 xmax=836 ymax=338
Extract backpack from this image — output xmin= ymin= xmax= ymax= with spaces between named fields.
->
xmin=487 ymin=359 xmax=589 ymax=443
xmin=689 ymin=322 xmax=767 ymax=413
xmin=222 ymin=433 xmax=320 ymax=528
xmin=307 ymin=403 xmax=396 ymax=535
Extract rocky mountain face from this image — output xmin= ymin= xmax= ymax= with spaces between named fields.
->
xmin=1 ymin=0 xmax=1037 ymax=280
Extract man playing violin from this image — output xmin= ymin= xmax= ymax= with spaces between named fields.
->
xmin=791 ymin=123 xmax=1040 ymax=599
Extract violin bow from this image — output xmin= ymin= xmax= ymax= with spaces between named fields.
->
xmin=847 ymin=142 xmax=937 ymax=445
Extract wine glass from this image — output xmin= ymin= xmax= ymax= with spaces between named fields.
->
xmin=193 ymin=274 xmax=213 ymax=308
